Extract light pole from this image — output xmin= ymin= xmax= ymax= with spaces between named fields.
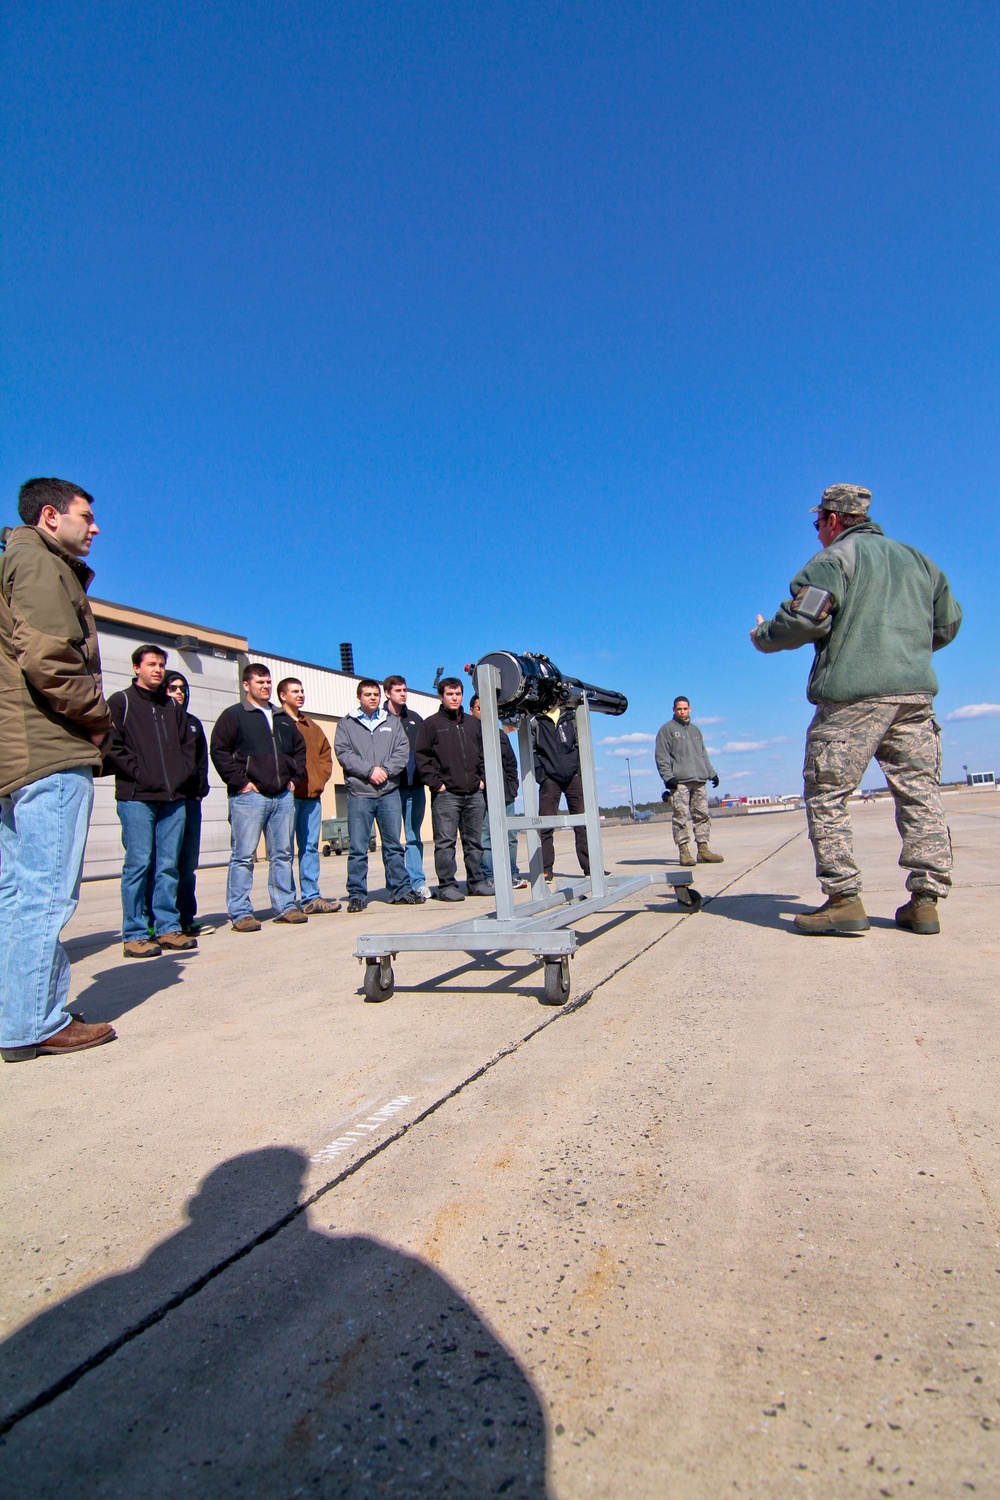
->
xmin=624 ymin=756 xmax=636 ymax=818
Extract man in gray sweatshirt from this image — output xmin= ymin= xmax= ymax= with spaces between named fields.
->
xmin=333 ymin=680 xmax=415 ymax=913
xmin=655 ymin=697 xmax=724 ymax=866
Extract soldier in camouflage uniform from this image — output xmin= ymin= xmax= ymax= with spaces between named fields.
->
xmin=751 ymin=484 xmax=961 ymax=936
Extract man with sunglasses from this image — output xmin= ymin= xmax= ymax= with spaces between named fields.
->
xmin=751 ymin=484 xmax=961 ymax=936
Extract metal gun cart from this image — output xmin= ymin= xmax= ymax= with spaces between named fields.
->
xmin=356 ymin=653 xmax=700 ymax=1004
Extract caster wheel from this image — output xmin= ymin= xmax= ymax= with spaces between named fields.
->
xmin=363 ymin=957 xmax=395 ymax=1003
xmin=542 ymin=957 xmax=571 ymax=1006
xmin=322 ymin=844 xmax=331 ymax=857
xmin=676 ymin=885 xmax=703 ymax=913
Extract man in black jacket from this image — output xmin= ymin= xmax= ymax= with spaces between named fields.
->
xmin=470 ymin=694 xmax=526 ymax=888
xmin=414 ymin=677 xmax=492 ymax=901
xmin=106 ymin=645 xmax=198 ymax=958
xmin=533 ymin=705 xmax=590 ymax=882
xmin=210 ymin=663 xmax=307 ymax=932
xmin=162 ymin=672 xmax=210 ymax=935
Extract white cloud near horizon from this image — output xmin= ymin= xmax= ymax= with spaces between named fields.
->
xmin=607 ymin=746 xmax=650 ymax=758
xmin=718 ymin=736 xmax=790 ymax=754
xmin=945 ymin=703 xmax=1000 ymax=721
xmin=599 ymin=732 xmax=656 ymax=745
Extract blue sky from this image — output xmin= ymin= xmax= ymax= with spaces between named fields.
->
xmin=3 ymin=1 xmax=998 ymax=800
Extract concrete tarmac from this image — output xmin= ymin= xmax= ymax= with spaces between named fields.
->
xmin=1 ymin=793 xmax=997 ymax=1496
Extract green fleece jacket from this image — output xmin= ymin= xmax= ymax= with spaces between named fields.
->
xmin=752 ymin=521 xmax=962 ymax=704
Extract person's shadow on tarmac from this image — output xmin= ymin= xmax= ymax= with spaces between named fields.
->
xmin=0 ymin=1148 xmax=550 ymax=1499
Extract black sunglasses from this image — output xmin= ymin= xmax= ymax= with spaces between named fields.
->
xmin=813 ymin=511 xmax=832 ymax=531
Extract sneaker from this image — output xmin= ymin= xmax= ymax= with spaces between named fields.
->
xmin=232 ymin=916 xmax=262 ymax=933
xmin=274 ymin=908 xmax=308 ymax=924
xmin=436 ymin=886 xmax=465 ymax=902
xmin=895 ymin=893 xmax=940 ymax=935
xmin=124 ymin=938 xmax=162 ymax=958
xmin=347 ymin=898 xmax=367 ymax=913
xmin=301 ymin=897 xmax=342 ymax=914
xmin=543 ymin=871 xmax=555 ymax=883
xmin=391 ymin=890 xmax=421 ymax=905
xmin=513 ymin=878 xmax=529 ymax=890
xmin=416 ymin=885 xmax=432 ymax=900
xmin=158 ymin=930 xmax=198 ymax=951
xmin=696 ymin=845 xmax=724 ymax=863
xmin=181 ymin=923 xmax=203 ymax=937
xmin=468 ymin=881 xmax=495 ymax=896
xmin=793 ymin=894 xmax=869 ymax=936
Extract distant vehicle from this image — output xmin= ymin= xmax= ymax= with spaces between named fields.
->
xmin=631 ymin=809 xmax=653 ymax=823
xmin=321 ymin=817 xmax=376 ymax=855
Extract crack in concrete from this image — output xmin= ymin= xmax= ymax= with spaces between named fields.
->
xmin=0 ymin=829 xmax=804 ymax=1438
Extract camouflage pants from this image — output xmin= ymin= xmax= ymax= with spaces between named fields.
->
xmin=672 ymin=781 xmax=712 ymax=849
xmin=803 ymin=697 xmax=951 ymax=898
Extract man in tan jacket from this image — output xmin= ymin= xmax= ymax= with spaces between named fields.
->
xmin=277 ymin=677 xmax=341 ymax=914
xmin=0 ymin=478 xmax=117 ymax=1061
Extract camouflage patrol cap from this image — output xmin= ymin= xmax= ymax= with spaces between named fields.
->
xmin=810 ymin=483 xmax=872 ymax=516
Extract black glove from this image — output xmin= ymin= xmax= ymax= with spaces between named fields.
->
xmin=711 ymin=776 xmax=719 ymax=789
xmin=663 ymin=778 xmax=678 ymax=795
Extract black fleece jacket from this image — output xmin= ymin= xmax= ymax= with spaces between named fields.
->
xmin=210 ymin=700 xmax=306 ymax=797
xmin=533 ymin=708 xmax=581 ymax=786
xmin=487 ymin=732 xmax=520 ymax=805
xmin=106 ymin=684 xmax=196 ymax=803
xmin=414 ymin=707 xmax=484 ymax=795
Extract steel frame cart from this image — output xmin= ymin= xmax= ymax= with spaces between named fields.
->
xmin=355 ymin=661 xmax=700 ymax=1005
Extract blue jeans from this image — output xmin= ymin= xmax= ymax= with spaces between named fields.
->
xmin=0 ymin=768 xmax=94 ymax=1048
xmin=399 ymin=783 xmax=427 ymax=889
xmin=118 ymin=799 xmax=186 ymax=940
xmin=347 ymin=791 xmax=409 ymax=901
xmin=144 ymin=798 xmax=202 ymax=930
xmin=293 ymin=796 xmax=322 ymax=902
xmin=482 ymin=800 xmax=521 ymax=881
xmin=227 ymin=790 xmax=297 ymax=920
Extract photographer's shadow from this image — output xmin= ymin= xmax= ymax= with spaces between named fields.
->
xmin=705 ymin=892 xmax=812 ymax=931
xmin=1 ymin=1148 xmax=550 ymax=1499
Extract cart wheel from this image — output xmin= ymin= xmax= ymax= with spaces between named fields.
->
xmin=542 ymin=957 xmax=571 ymax=1006
xmin=676 ymin=884 xmax=703 ymax=913
xmin=335 ymin=848 xmax=343 ymax=856
xmin=322 ymin=844 xmax=331 ymax=857
xmin=363 ymin=957 xmax=395 ymax=1003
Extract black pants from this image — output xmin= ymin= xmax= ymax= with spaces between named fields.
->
xmin=431 ymin=790 xmax=485 ymax=890
xmin=538 ymin=773 xmax=590 ymax=876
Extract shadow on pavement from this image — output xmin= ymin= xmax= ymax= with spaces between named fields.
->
xmin=703 ymin=893 xmax=809 ymax=930
xmin=0 ymin=1148 xmax=550 ymax=1499
xmin=70 ymin=955 xmax=195 ymax=1023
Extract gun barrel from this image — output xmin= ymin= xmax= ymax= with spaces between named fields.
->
xmin=475 ymin=651 xmax=628 ymax=717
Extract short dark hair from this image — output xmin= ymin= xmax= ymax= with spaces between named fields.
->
xmin=132 ymin=644 xmax=167 ymax=669
xmin=276 ymin=677 xmax=301 ymax=701
xmin=357 ymin=678 xmax=381 ymax=697
xmin=242 ymin=662 xmax=271 ymax=683
xmin=437 ymin=677 xmax=464 ymax=695
xmin=469 ymin=694 xmax=480 ymax=710
xmin=18 ymin=478 xmax=94 ymax=527
xmin=673 ymin=695 xmax=690 ymax=708
xmin=383 ymin=674 xmax=406 ymax=693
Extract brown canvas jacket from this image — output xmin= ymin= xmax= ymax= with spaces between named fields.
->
xmin=293 ymin=713 xmax=334 ymax=800
xmin=0 ymin=526 xmax=111 ymax=797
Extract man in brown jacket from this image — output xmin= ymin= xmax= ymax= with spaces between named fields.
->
xmin=0 ymin=478 xmax=117 ymax=1061
xmin=277 ymin=677 xmax=341 ymax=914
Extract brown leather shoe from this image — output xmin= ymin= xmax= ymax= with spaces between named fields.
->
xmin=301 ymin=897 xmax=342 ymax=914
xmin=124 ymin=939 xmax=161 ymax=958
xmin=232 ymin=916 xmax=262 ymax=932
xmin=2 ymin=1016 xmax=117 ymax=1063
xmin=274 ymin=907 xmax=308 ymax=924
xmin=158 ymin=930 xmax=198 ymax=951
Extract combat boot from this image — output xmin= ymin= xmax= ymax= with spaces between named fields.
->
xmin=895 ymin=893 xmax=940 ymax=935
xmin=793 ymin=893 xmax=869 ymax=936
xmin=677 ymin=843 xmax=696 ymax=866
xmin=696 ymin=845 xmax=724 ymax=863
